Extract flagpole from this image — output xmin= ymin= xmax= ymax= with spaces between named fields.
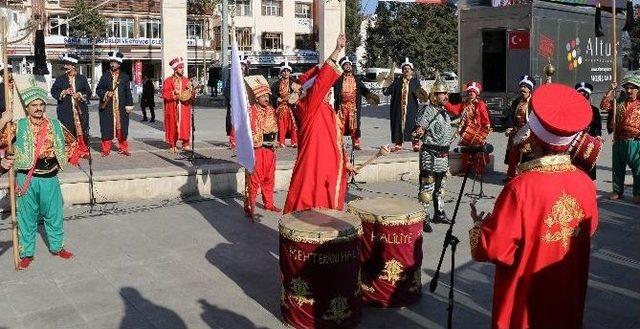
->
xmin=612 ymin=1 xmax=617 ymax=134
xmin=1 ymin=17 xmax=19 ymax=270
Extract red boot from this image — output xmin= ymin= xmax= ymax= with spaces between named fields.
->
xmin=101 ymin=140 xmax=112 ymax=157
xmin=18 ymin=257 xmax=33 ymax=270
xmin=265 ymin=205 xmax=282 ymax=213
xmin=52 ymin=249 xmax=74 ymax=259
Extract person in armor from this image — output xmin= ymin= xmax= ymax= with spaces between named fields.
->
xmin=503 ymin=75 xmax=536 ymax=181
xmin=271 ymin=60 xmax=298 ymax=148
xmin=413 ymin=74 xmax=457 ymax=229
xmin=244 ymin=75 xmax=281 ymax=220
xmin=600 ymin=75 xmax=640 ymax=203
xmin=333 ymin=56 xmax=379 ymax=150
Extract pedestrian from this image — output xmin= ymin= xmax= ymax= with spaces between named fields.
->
xmin=141 ymin=75 xmax=156 ymax=122
xmin=470 ymin=83 xmax=598 ymax=329
xmin=244 ymin=75 xmax=281 ymax=220
xmin=504 ymin=75 xmax=536 ymax=182
xmin=413 ymin=74 xmax=457 ymax=227
xmin=50 ymin=53 xmax=91 ymax=158
xmin=600 ymin=75 xmax=640 ymax=203
xmin=383 ymin=57 xmax=427 ymax=152
xmin=333 ymin=55 xmax=379 ymax=150
xmin=0 ymin=76 xmax=82 ymax=270
xmin=271 ymin=60 xmax=298 ymax=148
xmin=283 ymin=34 xmax=359 ymax=214
xmin=208 ymin=67 xmax=219 ymax=97
xmin=162 ymin=57 xmax=194 ymax=153
xmin=96 ymin=51 xmax=134 ymax=157
xmin=575 ymin=82 xmax=602 ymax=180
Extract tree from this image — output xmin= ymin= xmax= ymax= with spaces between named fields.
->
xmin=365 ymin=3 xmax=458 ymax=74
xmin=628 ymin=5 xmax=640 ymax=70
xmin=68 ymin=0 xmax=107 ymax=93
xmin=345 ymin=0 xmax=363 ymax=55
xmin=187 ymin=0 xmax=218 ymax=15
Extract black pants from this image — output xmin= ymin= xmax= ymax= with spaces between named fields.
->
xmin=142 ymin=106 xmax=155 ymax=121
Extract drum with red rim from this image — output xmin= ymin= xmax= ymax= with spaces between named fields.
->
xmin=459 ymin=121 xmax=490 ymax=146
xmin=348 ymin=198 xmax=426 ymax=308
xmin=279 ymin=209 xmax=362 ymax=328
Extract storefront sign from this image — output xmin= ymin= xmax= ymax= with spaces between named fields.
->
xmin=45 ymin=36 xmax=206 ymax=47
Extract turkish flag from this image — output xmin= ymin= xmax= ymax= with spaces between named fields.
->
xmin=508 ymin=31 xmax=530 ymax=50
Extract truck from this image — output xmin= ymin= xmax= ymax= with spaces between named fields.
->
xmin=458 ymin=0 xmax=628 ymax=129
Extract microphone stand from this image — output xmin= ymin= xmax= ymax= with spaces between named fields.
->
xmin=465 ymin=153 xmax=494 ymax=200
xmin=429 ymin=162 xmax=473 ymax=329
xmin=74 ymin=88 xmax=96 ymax=211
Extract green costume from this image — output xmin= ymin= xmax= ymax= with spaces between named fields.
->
xmin=14 ymin=117 xmax=69 ymax=258
xmin=612 ymin=139 xmax=640 ymax=197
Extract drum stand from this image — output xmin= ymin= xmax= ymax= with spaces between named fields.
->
xmin=464 ymin=155 xmax=494 ymax=200
xmin=429 ymin=163 xmax=473 ymax=329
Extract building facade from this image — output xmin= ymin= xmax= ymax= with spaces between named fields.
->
xmin=3 ymin=0 xmax=320 ymax=90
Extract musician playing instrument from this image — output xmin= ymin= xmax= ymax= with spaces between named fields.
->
xmin=162 ymin=57 xmax=196 ymax=153
xmin=383 ymin=57 xmax=428 ymax=152
xmin=51 ymin=53 xmax=92 ymax=158
xmin=96 ymin=51 xmax=134 ymax=157
xmin=271 ymin=60 xmax=298 ymax=148
xmin=503 ymin=75 xmax=536 ymax=181
xmin=445 ymin=81 xmax=491 ymax=178
xmin=333 ymin=56 xmax=379 ymax=150
xmin=244 ymin=75 xmax=281 ymax=221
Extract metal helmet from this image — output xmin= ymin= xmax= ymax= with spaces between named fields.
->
xmin=431 ymin=71 xmax=448 ymax=94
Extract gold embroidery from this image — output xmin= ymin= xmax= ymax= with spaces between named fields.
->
xmin=541 ymin=192 xmax=585 ymax=250
xmin=380 ymin=259 xmax=404 ymax=285
xmin=354 ymin=269 xmax=362 ymax=297
xmin=288 ymin=277 xmax=315 ymax=307
xmin=361 ymin=283 xmax=375 ymax=293
xmin=583 ymin=142 xmax=594 ymax=159
xmin=518 ymin=155 xmax=576 ymax=174
xmin=281 ymin=287 xmax=288 ymax=308
xmin=322 ymin=296 xmax=351 ymax=325
xmin=469 ymin=226 xmax=481 ymax=254
xmin=409 ymin=270 xmax=422 ymax=293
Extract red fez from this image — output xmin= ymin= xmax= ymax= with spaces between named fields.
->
xmin=529 ymin=83 xmax=592 ymax=152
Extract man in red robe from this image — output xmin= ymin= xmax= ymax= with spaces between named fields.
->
xmin=283 ymin=34 xmax=358 ymax=214
xmin=162 ymin=57 xmax=194 ymax=153
xmin=244 ymin=75 xmax=281 ymax=221
xmin=445 ymin=81 xmax=491 ymax=177
xmin=469 ymin=83 xmax=599 ymax=329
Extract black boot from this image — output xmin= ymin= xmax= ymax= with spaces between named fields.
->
xmin=432 ymin=212 xmax=451 ymax=225
xmin=150 ymin=108 xmax=156 ymax=123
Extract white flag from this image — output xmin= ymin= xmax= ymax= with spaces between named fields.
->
xmin=230 ymin=37 xmax=255 ymax=173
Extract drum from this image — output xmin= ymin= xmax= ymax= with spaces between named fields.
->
xmin=569 ymin=132 xmax=604 ymax=172
xmin=280 ymin=209 xmax=363 ymax=328
xmin=459 ymin=121 xmax=490 ymax=146
xmin=347 ymin=198 xmax=426 ymax=308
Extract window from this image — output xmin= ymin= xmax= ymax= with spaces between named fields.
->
xmin=237 ymin=28 xmax=253 ymax=51
xmin=139 ymin=19 xmax=161 ymax=39
xmin=262 ymin=32 xmax=282 ymax=51
xmin=262 ymin=0 xmax=282 ymax=16
xmin=295 ymin=34 xmax=314 ymax=50
xmin=48 ymin=15 xmax=68 ymax=36
xmin=214 ymin=27 xmax=253 ymax=51
xmin=295 ymin=3 xmax=311 ymax=19
xmin=187 ymin=20 xmax=203 ymax=39
xmin=107 ymin=17 xmax=134 ymax=38
xmin=216 ymin=0 xmax=252 ymax=17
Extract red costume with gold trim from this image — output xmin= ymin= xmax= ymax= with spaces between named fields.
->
xmin=244 ymin=103 xmax=279 ymax=215
xmin=273 ymin=78 xmax=298 ymax=146
xmin=471 ymin=84 xmax=598 ymax=329
xmin=470 ymin=156 xmax=598 ymax=329
xmin=446 ymin=97 xmax=491 ymax=176
xmin=162 ymin=75 xmax=193 ymax=148
xmin=283 ymin=60 xmax=348 ymax=214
